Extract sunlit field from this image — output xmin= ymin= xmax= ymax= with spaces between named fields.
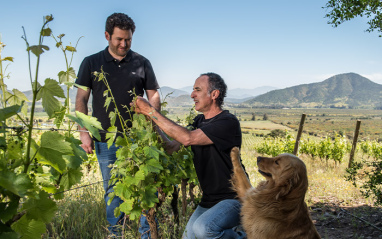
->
xmin=41 ymin=107 xmax=381 ymax=238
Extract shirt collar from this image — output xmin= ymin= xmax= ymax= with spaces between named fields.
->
xmin=104 ymin=47 xmax=133 ymax=62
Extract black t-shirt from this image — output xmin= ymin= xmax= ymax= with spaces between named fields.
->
xmin=191 ymin=110 xmax=242 ymax=208
xmin=76 ymin=47 xmax=159 ymax=142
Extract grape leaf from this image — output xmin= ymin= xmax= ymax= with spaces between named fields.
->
xmin=58 ymin=67 xmax=76 ymax=84
xmin=0 ymin=171 xmax=33 ymax=197
xmin=36 ymin=78 xmax=65 ymax=118
xmin=37 ymin=131 xmax=73 ymax=173
xmin=67 ymin=111 xmax=103 ymax=141
xmin=119 ymin=199 xmax=135 ymax=214
xmin=62 ymin=136 xmax=87 ymax=169
xmin=0 ymin=104 xmax=21 ymax=121
xmin=60 ymin=168 xmax=83 ymax=190
xmin=11 ymin=215 xmax=46 ymax=239
xmin=27 ymin=45 xmax=50 ymax=57
xmin=0 ymin=200 xmax=19 ymax=222
xmin=141 ymin=186 xmax=158 ymax=208
xmin=23 ymin=191 xmax=57 ymax=223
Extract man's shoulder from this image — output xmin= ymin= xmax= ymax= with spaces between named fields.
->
xmin=130 ymin=50 xmax=149 ymax=62
xmin=84 ymin=49 xmax=105 ymax=61
xmin=218 ymin=110 xmax=238 ymax=121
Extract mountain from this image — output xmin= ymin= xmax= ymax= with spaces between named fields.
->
xmin=158 ymin=86 xmax=189 ymax=98
xmin=173 ymin=86 xmax=277 ymax=98
xmin=227 ymin=86 xmax=277 ymax=99
xmin=244 ymin=73 xmax=382 ymax=109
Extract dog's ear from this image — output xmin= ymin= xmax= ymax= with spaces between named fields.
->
xmin=275 ymin=168 xmax=300 ymax=200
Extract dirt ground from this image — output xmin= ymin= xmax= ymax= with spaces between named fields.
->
xmin=309 ymin=198 xmax=382 ymax=239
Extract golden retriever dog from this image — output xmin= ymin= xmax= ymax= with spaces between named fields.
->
xmin=230 ymin=147 xmax=321 ymax=239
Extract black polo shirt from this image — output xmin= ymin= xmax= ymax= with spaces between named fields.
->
xmin=76 ymin=47 xmax=159 ymax=142
xmin=191 ymin=110 xmax=243 ymax=208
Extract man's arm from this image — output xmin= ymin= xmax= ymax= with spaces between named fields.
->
xmin=75 ymin=87 xmax=94 ymax=154
xmin=145 ymin=89 xmax=161 ymax=111
xmin=133 ymin=96 xmax=213 ymax=147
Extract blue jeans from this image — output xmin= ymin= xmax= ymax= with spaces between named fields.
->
xmin=95 ymin=142 xmax=152 ymax=238
xmin=182 ymin=199 xmax=246 ymax=239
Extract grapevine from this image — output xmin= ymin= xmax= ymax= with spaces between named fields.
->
xmin=0 ymin=15 xmax=96 ymax=239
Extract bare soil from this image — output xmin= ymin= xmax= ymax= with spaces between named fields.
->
xmin=310 ymin=198 xmax=382 ymax=239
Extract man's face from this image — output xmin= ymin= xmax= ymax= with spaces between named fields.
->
xmin=191 ymin=75 xmax=215 ymax=112
xmin=105 ymin=27 xmax=132 ymax=59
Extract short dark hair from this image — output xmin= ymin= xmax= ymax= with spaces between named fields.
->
xmin=105 ymin=13 xmax=136 ymax=36
xmin=201 ymin=72 xmax=227 ymax=108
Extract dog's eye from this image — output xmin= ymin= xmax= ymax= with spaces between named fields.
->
xmin=275 ymin=160 xmax=279 ymax=165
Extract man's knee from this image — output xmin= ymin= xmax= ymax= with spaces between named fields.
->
xmin=192 ymin=220 xmax=219 ymax=238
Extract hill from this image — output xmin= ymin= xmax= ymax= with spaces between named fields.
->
xmin=244 ymin=73 xmax=382 ymax=109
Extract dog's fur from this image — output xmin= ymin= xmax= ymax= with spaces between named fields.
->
xmin=230 ymin=147 xmax=321 ymax=239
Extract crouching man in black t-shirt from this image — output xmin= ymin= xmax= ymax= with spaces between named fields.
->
xmin=132 ymin=72 xmax=246 ymax=239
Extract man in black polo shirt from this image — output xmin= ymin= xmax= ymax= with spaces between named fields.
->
xmin=75 ymin=13 xmax=160 ymax=238
xmin=133 ymin=73 xmax=246 ymax=239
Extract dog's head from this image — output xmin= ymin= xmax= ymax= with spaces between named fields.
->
xmin=257 ymin=153 xmax=308 ymax=199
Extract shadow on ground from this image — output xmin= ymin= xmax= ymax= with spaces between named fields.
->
xmin=310 ymin=201 xmax=382 ymax=239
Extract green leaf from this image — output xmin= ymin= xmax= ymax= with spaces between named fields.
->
xmin=58 ymin=67 xmax=76 ymax=84
xmin=119 ymin=199 xmax=135 ymax=214
xmin=104 ymin=97 xmax=112 ymax=110
xmin=60 ymin=168 xmax=83 ymax=190
xmin=55 ymin=42 xmax=62 ymax=48
xmin=35 ymin=170 xmax=57 ymax=194
xmin=114 ymin=183 xmax=132 ymax=200
xmin=0 ymin=231 xmax=18 ymax=239
xmin=143 ymin=146 xmax=160 ymax=160
xmin=109 ymin=110 xmax=116 ymax=126
xmin=0 ymin=104 xmax=21 ymax=121
xmin=0 ymin=171 xmax=33 ymax=197
xmin=0 ymin=200 xmax=19 ymax=222
xmin=63 ymin=137 xmax=87 ymax=169
xmin=37 ymin=131 xmax=73 ymax=173
xmin=141 ymin=186 xmax=158 ymax=208
xmin=123 ymin=169 xmax=145 ymax=186
xmin=41 ymin=27 xmax=52 ymax=37
xmin=27 ymin=45 xmax=49 ymax=57
xmin=129 ymin=205 xmax=143 ymax=221
xmin=115 ymin=136 xmax=129 ymax=147
xmin=106 ymin=126 xmax=117 ymax=149
xmin=11 ymin=215 xmax=46 ymax=239
xmin=45 ymin=15 xmax=53 ymax=23
xmin=1 ymin=56 xmax=13 ymax=62
xmin=65 ymin=46 xmax=76 ymax=52
xmin=67 ymin=111 xmax=103 ymax=141
xmin=115 ymin=146 xmax=130 ymax=160
xmin=10 ymin=89 xmax=29 ymax=116
xmin=23 ymin=191 xmax=57 ymax=223
xmin=52 ymin=106 xmax=67 ymax=128
xmin=36 ymin=78 xmax=65 ymax=118
xmin=141 ymin=159 xmax=163 ymax=174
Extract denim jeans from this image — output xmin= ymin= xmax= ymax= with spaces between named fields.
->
xmin=182 ymin=199 xmax=246 ymax=239
xmin=95 ymin=141 xmax=151 ymax=238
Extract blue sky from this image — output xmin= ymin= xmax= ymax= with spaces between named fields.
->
xmin=2 ymin=0 xmax=382 ymax=92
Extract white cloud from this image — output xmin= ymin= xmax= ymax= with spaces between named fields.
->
xmin=362 ymin=73 xmax=382 ymax=84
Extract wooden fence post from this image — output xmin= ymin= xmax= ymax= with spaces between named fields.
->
xmin=348 ymin=120 xmax=361 ymax=168
xmin=293 ymin=113 xmax=306 ymax=155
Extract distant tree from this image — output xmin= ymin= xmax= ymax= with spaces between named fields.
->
xmin=263 ymin=113 xmax=268 ymax=120
xmin=324 ymin=0 xmax=382 ymax=36
xmin=251 ymin=113 xmax=256 ymax=121
xmin=267 ymin=129 xmax=287 ymax=138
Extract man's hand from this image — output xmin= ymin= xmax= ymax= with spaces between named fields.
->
xmin=131 ymin=96 xmax=154 ymax=115
xmin=80 ymin=132 xmax=94 ymax=154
